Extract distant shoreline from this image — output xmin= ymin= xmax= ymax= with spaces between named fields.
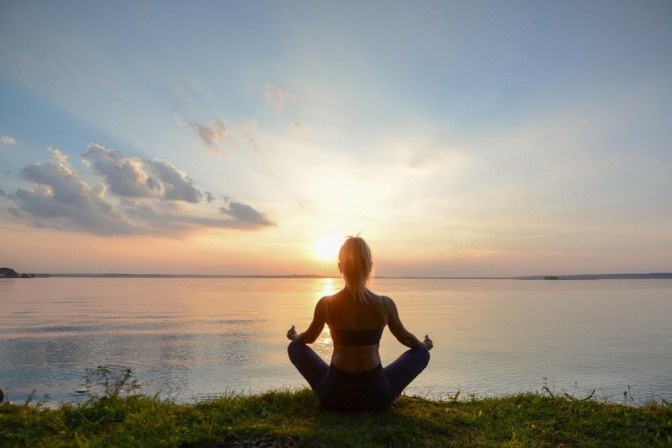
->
xmin=13 ymin=272 xmax=672 ymax=280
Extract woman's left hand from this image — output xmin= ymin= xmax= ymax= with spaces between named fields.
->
xmin=286 ymin=325 xmax=298 ymax=341
xmin=423 ymin=335 xmax=434 ymax=350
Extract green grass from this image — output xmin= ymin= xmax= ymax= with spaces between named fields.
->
xmin=2 ymin=388 xmax=671 ymax=447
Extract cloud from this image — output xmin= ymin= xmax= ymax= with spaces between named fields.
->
xmin=146 ymin=159 xmax=202 ymax=203
xmin=1 ymin=136 xmax=18 ymax=146
xmin=82 ymin=143 xmax=202 ymax=203
xmin=166 ymin=78 xmax=204 ymax=107
xmin=82 ymin=144 xmax=155 ymax=197
xmin=219 ymin=201 xmax=274 ymax=227
xmin=290 ymin=121 xmax=309 ymax=132
xmin=177 ymin=117 xmax=261 ymax=153
xmin=265 ymin=84 xmax=293 ymax=111
xmin=176 ymin=117 xmax=229 ymax=154
xmin=125 ymin=199 xmax=275 ymax=231
xmin=4 ymin=145 xmax=276 ymax=235
xmin=13 ymin=149 xmax=136 ymax=235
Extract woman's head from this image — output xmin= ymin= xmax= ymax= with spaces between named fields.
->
xmin=338 ymin=236 xmax=372 ymax=301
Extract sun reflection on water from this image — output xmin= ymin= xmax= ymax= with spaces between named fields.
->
xmin=315 ymin=278 xmax=339 ymax=356
xmin=316 ymin=327 xmax=332 ymax=357
xmin=317 ymin=277 xmax=339 ymax=300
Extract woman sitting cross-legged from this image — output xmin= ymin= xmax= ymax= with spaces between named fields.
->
xmin=287 ymin=236 xmax=432 ymax=411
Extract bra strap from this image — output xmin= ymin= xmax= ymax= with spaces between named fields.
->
xmin=380 ymin=296 xmax=388 ymax=326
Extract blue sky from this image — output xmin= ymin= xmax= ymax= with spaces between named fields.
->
xmin=1 ymin=0 xmax=671 ymax=276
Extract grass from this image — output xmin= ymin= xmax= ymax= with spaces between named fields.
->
xmin=1 ymin=369 xmax=671 ymax=447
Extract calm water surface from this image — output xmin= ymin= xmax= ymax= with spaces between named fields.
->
xmin=0 ymin=277 xmax=670 ymax=405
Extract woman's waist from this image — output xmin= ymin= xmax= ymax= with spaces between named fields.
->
xmin=330 ymin=346 xmax=381 ymax=373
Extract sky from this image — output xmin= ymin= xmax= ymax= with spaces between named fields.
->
xmin=1 ymin=0 xmax=671 ymax=277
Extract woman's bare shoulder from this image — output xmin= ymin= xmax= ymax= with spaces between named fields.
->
xmin=314 ymin=295 xmax=330 ymax=312
xmin=373 ymin=292 xmax=394 ymax=301
xmin=380 ymin=295 xmax=398 ymax=312
xmin=367 ymin=291 xmax=395 ymax=306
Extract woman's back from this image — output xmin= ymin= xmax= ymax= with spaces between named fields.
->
xmin=326 ymin=290 xmax=387 ymax=373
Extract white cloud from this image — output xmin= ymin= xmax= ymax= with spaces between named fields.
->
xmin=290 ymin=121 xmax=309 ymax=132
xmin=176 ymin=117 xmax=261 ymax=153
xmin=5 ymin=145 xmax=276 ymax=235
xmin=176 ymin=117 xmax=229 ymax=154
xmin=1 ymin=136 xmax=18 ymax=146
xmin=125 ymin=200 xmax=274 ymax=231
xmin=46 ymin=147 xmax=69 ymax=164
xmin=15 ymin=150 xmax=136 ymax=235
xmin=264 ymin=84 xmax=293 ymax=111
xmin=146 ymin=159 xmax=202 ymax=203
xmin=83 ymin=143 xmax=202 ymax=203
xmin=219 ymin=201 xmax=274 ymax=227
xmin=82 ymin=144 xmax=154 ymax=198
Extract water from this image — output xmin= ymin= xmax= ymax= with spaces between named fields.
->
xmin=0 ymin=277 xmax=670 ymax=405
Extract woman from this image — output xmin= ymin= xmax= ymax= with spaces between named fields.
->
xmin=287 ymin=236 xmax=433 ymax=411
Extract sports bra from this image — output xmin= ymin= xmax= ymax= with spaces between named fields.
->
xmin=326 ymin=295 xmax=388 ymax=346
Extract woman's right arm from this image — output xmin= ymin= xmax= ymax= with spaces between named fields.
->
xmin=287 ymin=297 xmax=327 ymax=344
xmin=386 ymin=297 xmax=433 ymax=350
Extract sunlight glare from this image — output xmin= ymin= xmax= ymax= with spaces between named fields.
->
xmin=313 ymin=234 xmax=342 ymax=262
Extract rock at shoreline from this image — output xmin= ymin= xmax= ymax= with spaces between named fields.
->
xmin=0 ymin=267 xmax=36 ymax=278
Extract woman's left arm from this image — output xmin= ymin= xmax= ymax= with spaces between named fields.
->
xmin=287 ymin=297 xmax=326 ymax=344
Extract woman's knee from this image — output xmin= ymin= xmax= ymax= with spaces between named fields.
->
xmin=413 ymin=344 xmax=430 ymax=367
xmin=287 ymin=339 xmax=303 ymax=361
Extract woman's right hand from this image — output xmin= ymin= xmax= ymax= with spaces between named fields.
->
xmin=423 ymin=335 xmax=434 ymax=350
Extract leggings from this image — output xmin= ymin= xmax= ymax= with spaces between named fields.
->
xmin=288 ymin=340 xmax=430 ymax=411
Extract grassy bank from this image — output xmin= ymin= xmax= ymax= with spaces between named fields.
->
xmin=2 ymin=388 xmax=671 ymax=447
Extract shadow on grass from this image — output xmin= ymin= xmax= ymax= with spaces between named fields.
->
xmin=179 ymin=391 xmax=467 ymax=448
xmin=178 ymin=388 xmax=672 ymax=448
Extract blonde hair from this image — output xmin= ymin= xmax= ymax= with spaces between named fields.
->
xmin=338 ymin=236 xmax=373 ymax=302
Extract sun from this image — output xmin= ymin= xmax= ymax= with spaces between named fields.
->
xmin=312 ymin=234 xmax=342 ymax=262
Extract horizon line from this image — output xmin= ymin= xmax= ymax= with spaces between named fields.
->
xmin=4 ymin=272 xmax=672 ymax=280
